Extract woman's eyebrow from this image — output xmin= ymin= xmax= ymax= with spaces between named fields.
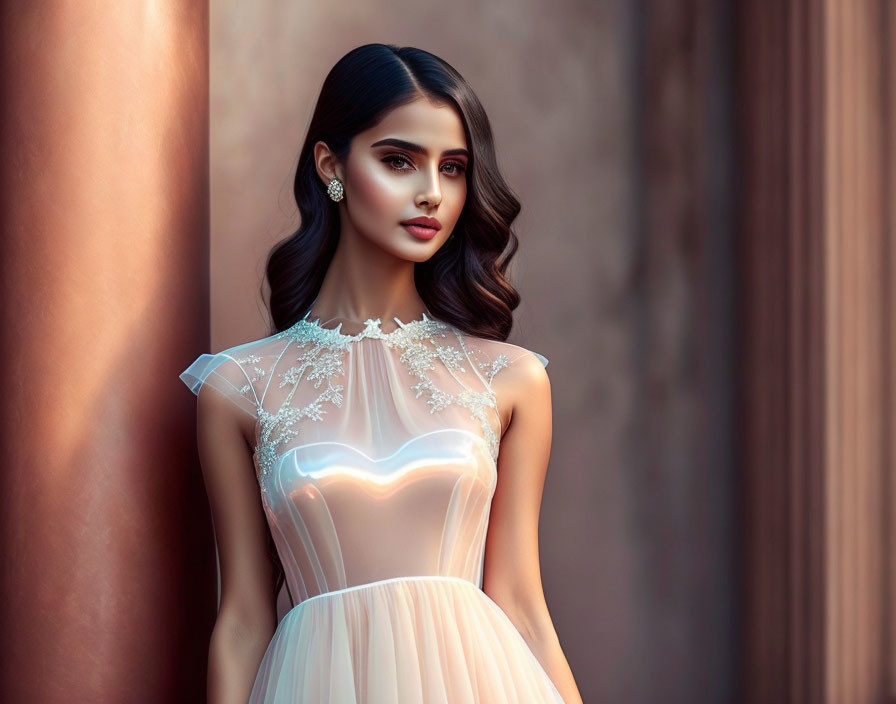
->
xmin=370 ymin=138 xmax=468 ymax=158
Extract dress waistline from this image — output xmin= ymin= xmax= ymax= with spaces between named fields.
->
xmin=292 ymin=575 xmax=480 ymax=610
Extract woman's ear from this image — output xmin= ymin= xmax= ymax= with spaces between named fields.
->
xmin=313 ymin=140 xmax=342 ymax=186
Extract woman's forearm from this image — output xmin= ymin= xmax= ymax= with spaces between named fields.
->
xmin=508 ymin=606 xmax=584 ymax=704
xmin=207 ymin=614 xmax=274 ymax=704
xmin=524 ymin=622 xmax=584 ymax=704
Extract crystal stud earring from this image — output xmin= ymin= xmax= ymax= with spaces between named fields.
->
xmin=327 ymin=177 xmax=344 ymax=202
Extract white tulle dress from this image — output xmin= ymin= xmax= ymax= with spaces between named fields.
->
xmin=180 ymin=303 xmax=564 ymax=703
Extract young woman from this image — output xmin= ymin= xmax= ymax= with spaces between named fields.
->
xmin=181 ymin=43 xmax=582 ymax=704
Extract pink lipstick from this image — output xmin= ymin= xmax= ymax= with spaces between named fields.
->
xmin=401 ymin=216 xmax=442 ymax=241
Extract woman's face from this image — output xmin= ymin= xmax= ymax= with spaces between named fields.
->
xmin=331 ymin=98 xmax=469 ymax=262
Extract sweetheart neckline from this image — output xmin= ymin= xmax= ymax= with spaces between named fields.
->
xmin=255 ymin=427 xmax=496 ymax=481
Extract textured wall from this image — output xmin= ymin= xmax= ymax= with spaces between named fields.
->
xmin=209 ymin=2 xmax=737 ymax=701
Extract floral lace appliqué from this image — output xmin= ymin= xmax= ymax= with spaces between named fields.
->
xmin=232 ymin=353 xmax=266 ymax=397
xmin=248 ymin=315 xmax=509 ymax=481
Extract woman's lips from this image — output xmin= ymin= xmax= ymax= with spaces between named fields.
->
xmin=402 ymin=224 xmax=439 ymax=240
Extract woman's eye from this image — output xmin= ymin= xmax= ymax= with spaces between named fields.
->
xmin=385 ymin=155 xmax=411 ymax=171
xmin=442 ymin=162 xmax=466 ymax=176
xmin=383 ymin=155 xmax=467 ymax=176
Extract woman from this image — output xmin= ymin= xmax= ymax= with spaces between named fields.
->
xmin=181 ymin=43 xmax=582 ymax=704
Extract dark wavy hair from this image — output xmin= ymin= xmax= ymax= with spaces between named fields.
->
xmin=263 ymin=42 xmax=524 ymax=341
xmin=261 ymin=43 xmax=525 ymax=608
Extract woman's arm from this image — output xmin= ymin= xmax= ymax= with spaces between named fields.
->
xmin=196 ymin=384 xmax=278 ymax=704
xmin=483 ymin=353 xmax=583 ymax=704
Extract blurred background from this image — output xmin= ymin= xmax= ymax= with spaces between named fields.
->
xmin=2 ymin=1 xmax=894 ymax=703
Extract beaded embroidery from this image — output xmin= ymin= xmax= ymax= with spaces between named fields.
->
xmin=232 ymin=354 xmax=266 ymax=398
xmin=247 ymin=314 xmax=509 ymax=480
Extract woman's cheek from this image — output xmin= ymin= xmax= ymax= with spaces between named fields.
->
xmin=353 ymin=168 xmax=407 ymax=215
xmin=446 ymin=182 xmax=467 ymax=223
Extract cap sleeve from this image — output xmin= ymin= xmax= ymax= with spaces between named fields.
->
xmin=499 ymin=343 xmax=549 ymax=370
xmin=179 ymin=352 xmax=260 ymax=418
xmin=460 ymin=335 xmax=550 ymax=393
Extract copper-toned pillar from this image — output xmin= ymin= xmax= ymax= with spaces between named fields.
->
xmin=0 ymin=2 xmax=214 ymax=702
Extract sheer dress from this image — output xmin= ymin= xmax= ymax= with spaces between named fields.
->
xmin=180 ymin=304 xmax=563 ymax=703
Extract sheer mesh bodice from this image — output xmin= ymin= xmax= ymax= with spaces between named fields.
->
xmin=180 ymin=308 xmax=563 ymax=703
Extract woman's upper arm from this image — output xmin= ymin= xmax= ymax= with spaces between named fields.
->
xmin=482 ymin=351 xmax=553 ymax=613
xmin=196 ymin=383 xmax=277 ymax=639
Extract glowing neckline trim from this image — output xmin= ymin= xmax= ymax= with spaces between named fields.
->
xmin=297 ymin=310 xmax=442 ymax=343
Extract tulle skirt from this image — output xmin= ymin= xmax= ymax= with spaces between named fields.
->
xmin=247 ymin=575 xmax=565 ymax=703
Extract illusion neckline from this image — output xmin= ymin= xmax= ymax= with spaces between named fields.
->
xmin=297 ymin=309 xmax=443 ymax=342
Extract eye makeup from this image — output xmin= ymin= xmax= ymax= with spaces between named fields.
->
xmin=381 ymin=153 xmax=467 ymax=176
